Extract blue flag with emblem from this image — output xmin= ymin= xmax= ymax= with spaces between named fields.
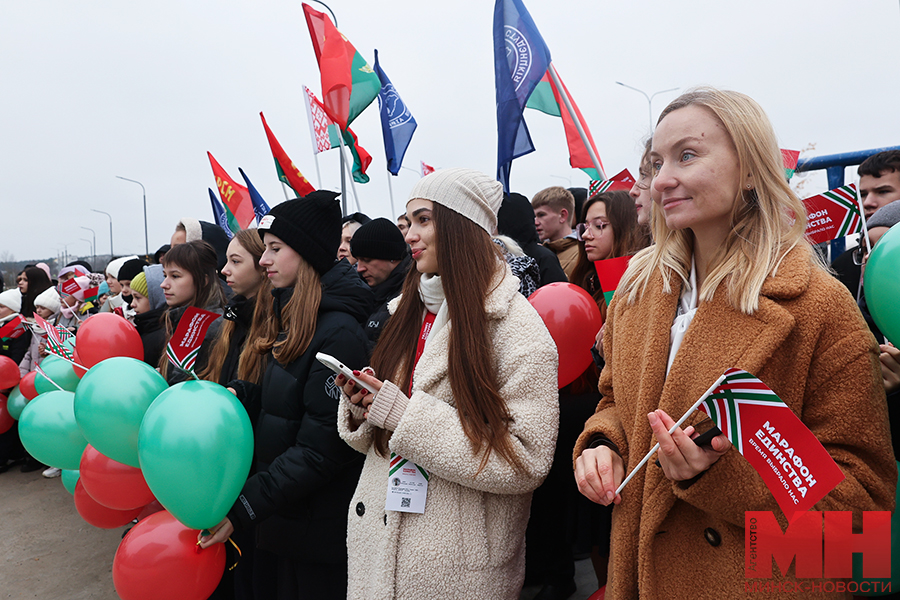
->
xmin=373 ymin=49 xmax=418 ymax=176
xmin=208 ymin=188 xmax=234 ymax=239
xmin=238 ymin=168 xmax=271 ymax=224
xmin=493 ymin=0 xmax=552 ymax=193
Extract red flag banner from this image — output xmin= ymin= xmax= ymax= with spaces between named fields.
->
xmin=33 ymin=314 xmax=74 ymax=360
xmin=802 ymin=183 xmax=862 ymax=245
xmin=260 ymin=112 xmax=317 ymax=198
xmin=61 ymin=279 xmax=80 ymax=296
xmin=781 ymin=149 xmax=800 ymax=181
xmin=207 ymin=152 xmax=255 ymax=229
xmin=697 ymin=368 xmax=845 ymax=521
xmin=589 ymin=169 xmax=635 ymax=196
xmin=0 ymin=315 xmax=26 ymax=340
xmin=165 ymin=307 xmax=219 ymax=376
xmin=593 ymin=255 xmax=632 ymax=305
xmin=304 ymin=85 xmax=336 ymax=154
xmin=303 ymin=3 xmax=352 ymax=130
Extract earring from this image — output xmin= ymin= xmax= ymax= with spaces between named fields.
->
xmin=746 ymin=184 xmax=752 ymax=189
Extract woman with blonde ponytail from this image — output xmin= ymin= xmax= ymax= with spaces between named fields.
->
xmin=573 ymin=88 xmax=896 ymax=598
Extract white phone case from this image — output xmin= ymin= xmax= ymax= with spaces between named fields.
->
xmin=315 ymin=352 xmax=379 ymax=394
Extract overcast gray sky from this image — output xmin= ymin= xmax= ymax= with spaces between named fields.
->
xmin=2 ymin=0 xmax=898 ymax=264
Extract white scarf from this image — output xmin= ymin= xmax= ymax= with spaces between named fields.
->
xmin=417 ymin=273 xmax=450 ymax=352
xmin=666 ymin=256 xmax=698 ymax=376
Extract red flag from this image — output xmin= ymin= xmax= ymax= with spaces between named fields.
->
xmin=0 ymin=315 xmax=26 ymax=340
xmin=697 ymin=368 xmax=845 ymax=521
xmin=33 ymin=314 xmax=74 ymax=360
xmin=802 ymin=183 xmax=862 ymax=245
xmin=781 ymin=149 xmax=800 ymax=181
xmin=61 ymin=278 xmax=80 ymax=296
xmin=260 ymin=113 xmax=317 ymax=198
xmin=420 ymin=161 xmax=435 ymax=177
xmin=165 ymin=307 xmax=219 ymax=375
xmin=303 ymin=3 xmax=352 ymax=130
xmin=593 ymin=255 xmax=632 ymax=305
xmin=207 ymin=152 xmax=255 ymax=229
xmin=589 ymin=169 xmax=636 ymax=196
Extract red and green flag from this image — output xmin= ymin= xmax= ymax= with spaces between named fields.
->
xmin=697 ymin=368 xmax=845 ymax=520
xmin=526 ymin=67 xmax=605 ymax=180
xmin=589 ymin=169 xmax=635 ymax=196
xmin=802 ymin=183 xmax=862 ymax=245
xmin=260 ymin=112 xmax=317 ymax=198
xmin=301 ymin=85 xmax=372 ymax=184
xmin=781 ymin=149 xmax=800 ymax=181
xmin=593 ymin=255 xmax=632 ymax=305
xmin=0 ymin=315 xmax=26 ymax=340
xmin=34 ymin=314 xmax=74 ymax=361
xmin=302 ymin=3 xmax=380 ymax=132
xmin=207 ymin=152 xmax=254 ymax=229
xmin=165 ymin=307 xmax=219 ymax=378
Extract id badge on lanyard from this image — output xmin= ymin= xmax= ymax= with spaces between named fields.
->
xmin=386 ymin=311 xmax=436 ymax=514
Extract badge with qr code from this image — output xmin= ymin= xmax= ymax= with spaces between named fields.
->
xmin=386 ymin=452 xmax=428 ymax=513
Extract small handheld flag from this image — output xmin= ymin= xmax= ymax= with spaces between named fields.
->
xmin=0 ymin=315 xmax=26 ymax=340
xmin=802 ymin=183 xmax=862 ymax=245
xmin=165 ymin=307 xmax=219 ymax=378
xmin=589 ymin=169 xmax=636 ymax=197
xmin=33 ymin=314 xmax=74 ymax=361
xmin=617 ymin=368 xmax=845 ymax=520
xmin=593 ymin=255 xmax=632 ymax=305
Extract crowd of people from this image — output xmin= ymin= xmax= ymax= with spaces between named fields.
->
xmin=1 ymin=87 xmax=899 ymax=600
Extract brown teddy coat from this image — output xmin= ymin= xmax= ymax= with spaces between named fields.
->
xmin=574 ymin=247 xmax=896 ymax=599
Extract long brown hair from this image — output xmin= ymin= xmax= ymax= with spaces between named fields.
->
xmin=370 ymin=203 xmax=524 ymax=475
xmin=199 ymin=230 xmax=268 ymax=384
xmin=570 ymin=190 xmax=647 ymax=310
xmin=158 ymin=240 xmax=227 ymax=378
xmin=245 ymin=256 xmax=321 ymax=365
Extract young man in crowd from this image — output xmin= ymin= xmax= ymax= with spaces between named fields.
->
xmin=531 ymin=186 xmax=580 ymax=279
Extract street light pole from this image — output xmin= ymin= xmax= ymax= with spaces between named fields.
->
xmin=91 ymin=209 xmax=113 ymax=257
xmin=116 ymin=176 xmax=148 ymax=256
xmin=615 ymin=82 xmax=680 ymax=131
xmin=81 ymin=226 xmax=96 ymax=264
xmin=308 ymin=0 xmax=337 ymax=26
xmin=80 ymin=238 xmax=93 ymax=261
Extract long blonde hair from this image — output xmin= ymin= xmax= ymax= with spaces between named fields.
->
xmin=619 ymin=87 xmax=814 ymax=315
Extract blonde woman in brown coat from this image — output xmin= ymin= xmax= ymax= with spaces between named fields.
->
xmin=573 ymin=88 xmax=896 ymax=599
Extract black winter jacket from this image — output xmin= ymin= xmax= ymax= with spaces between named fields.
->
xmin=363 ymin=252 xmax=411 ymax=354
xmin=227 ymin=259 xmax=374 ymax=562
xmin=217 ymin=295 xmax=256 ymax=386
xmin=134 ymin=307 xmax=166 ymax=368
xmin=498 ymin=192 xmax=568 ymax=286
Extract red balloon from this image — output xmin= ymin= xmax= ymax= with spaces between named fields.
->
xmin=136 ymin=500 xmax=164 ymax=522
xmin=0 ymin=356 xmax=20 ymax=389
xmin=72 ymin=349 xmax=88 ymax=379
xmin=113 ymin=510 xmax=226 ymax=600
xmin=74 ymin=480 xmax=143 ymax=528
xmin=528 ymin=283 xmax=603 ymax=388
xmin=0 ymin=394 xmax=13 ymax=434
xmin=79 ymin=445 xmax=155 ymax=510
xmin=76 ymin=313 xmax=143 ymax=369
xmin=19 ymin=371 xmax=38 ymax=400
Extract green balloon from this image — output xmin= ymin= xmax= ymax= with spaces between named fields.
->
xmin=864 ymin=223 xmax=900 ymax=345
xmin=19 ymin=391 xmax=87 ymax=470
xmin=61 ymin=469 xmax=80 ymax=495
xmin=138 ymin=380 xmax=253 ymax=530
xmin=7 ymin=386 xmax=27 ymax=420
xmin=35 ymin=355 xmax=80 ymax=394
xmin=74 ymin=357 xmax=168 ymax=468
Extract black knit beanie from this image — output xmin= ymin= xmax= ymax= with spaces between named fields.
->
xmin=342 ymin=212 xmax=371 ymax=226
xmin=118 ymin=258 xmax=148 ymax=282
xmin=258 ymin=190 xmax=342 ymax=275
xmin=350 ymin=218 xmax=407 ymax=260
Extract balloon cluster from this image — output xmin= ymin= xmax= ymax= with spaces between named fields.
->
xmin=865 ymin=223 xmax=900 ymax=346
xmin=5 ymin=313 xmax=252 ymax=600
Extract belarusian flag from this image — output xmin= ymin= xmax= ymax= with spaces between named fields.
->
xmin=802 ymin=183 xmax=862 ymax=245
xmin=420 ymin=161 xmax=435 ymax=177
xmin=589 ymin=169 xmax=635 ymax=196
xmin=207 ymin=152 xmax=254 ymax=229
xmin=302 ymin=3 xmax=380 ymax=132
xmin=781 ymin=149 xmax=800 ymax=181
xmin=593 ymin=255 xmax=632 ymax=306
xmin=302 ymin=85 xmax=373 ymax=184
xmin=33 ymin=314 xmax=74 ymax=361
xmin=0 ymin=315 xmax=26 ymax=340
xmin=165 ymin=307 xmax=219 ymax=377
xmin=697 ymin=368 xmax=845 ymax=520
xmin=526 ymin=68 xmax=604 ymax=180
xmin=260 ymin=112 xmax=317 ymax=198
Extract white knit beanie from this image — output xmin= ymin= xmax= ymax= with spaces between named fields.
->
xmin=0 ymin=289 xmax=22 ymax=313
xmin=106 ymin=255 xmax=139 ymax=279
xmin=35 ymin=287 xmax=61 ymax=315
xmin=407 ymin=168 xmax=504 ymax=234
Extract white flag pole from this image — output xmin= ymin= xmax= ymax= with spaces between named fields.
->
xmin=547 ymin=62 xmax=606 ymax=181
xmin=387 ymin=172 xmax=396 ymax=219
xmin=615 ymin=373 xmax=727 ymax=496
xmin=853 ymin=180 xmax=872 ymax=255
xmin=302 ymin=85 xmax=325 ymax=189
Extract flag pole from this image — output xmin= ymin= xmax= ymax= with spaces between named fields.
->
xmin=301 ymin=84 xmax=325 ymax=189
xmin=338 ymin=137 xmax=348 ymax=216
xmin=337 ymin=137 xmax=362 ymax=213
xmin=615 ymin=373 xmax=727 ymax=496
xmin=547 ymin=63 xmax=606 ymax=181
xmin=387 ymin=172 xmax=396 ymax=219
xmin=313 ymin=153 xmax=323 ymax=188
xmin=279 ymin=182 xmax=292 ymax=201
xmin=853 ymin=180 xmax=872 ymax=255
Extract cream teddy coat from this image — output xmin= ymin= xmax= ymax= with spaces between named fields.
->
xmin=574 ymin=247 xmax=897 ymax=599
xmin=338 ymin=266 xmax=559 ymax=600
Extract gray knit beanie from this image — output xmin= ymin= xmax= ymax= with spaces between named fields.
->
xmin=407 ymin=168 xmax=504 ymax=234
xmin=867 ymin=201 xmax=900 ymax=230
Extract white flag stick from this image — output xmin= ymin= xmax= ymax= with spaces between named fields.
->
xmin=853 ymin=180 xmax=872 ymax=255
xmin=615 ymin=372 xmax=727 ymax=496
